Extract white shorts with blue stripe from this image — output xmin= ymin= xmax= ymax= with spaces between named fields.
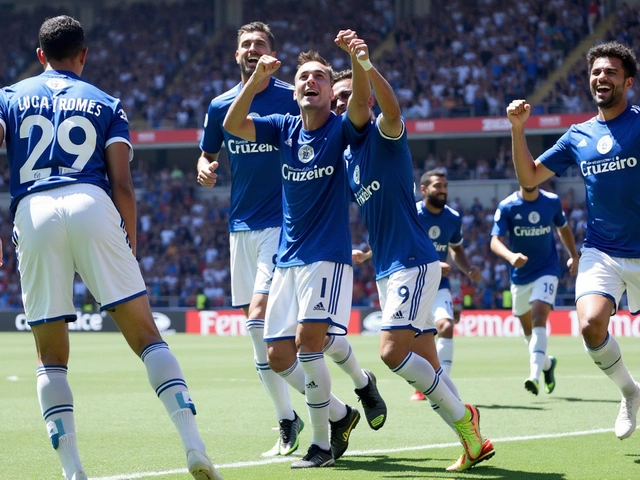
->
xmin=264 ymin=261 xmax=353 ymax=341
xmin=377 ymin=260 xmax=441 ymax=334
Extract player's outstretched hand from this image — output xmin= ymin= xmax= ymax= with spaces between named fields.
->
xmin=252 ymin=55 xmax=281 ymax=82
xmin=335 ymin=30 xmax=358 ymax=53
xmin=510 ymin=252 xmax=528 ymax=268
xmin=197 ymin=161 xmax=218 ymax=188
xmin=506 ymin=99 xmax=531 ymax=127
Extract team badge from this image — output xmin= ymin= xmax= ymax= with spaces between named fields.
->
xmin=298 ymin=145 xmax=315 ymax=163
xmin=596 ymin=135 xmax=613 ymax=154
xmin=528 ymin=211 xmax=540 ymax=224
xmin=428 ymin=225 xmax=441 ymax=239
xmin=46 ymin=78 xmax=68 ymax=90
xmin=353 ymin=165 xmax=360 ymax=185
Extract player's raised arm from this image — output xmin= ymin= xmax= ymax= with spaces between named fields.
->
xmin=507 ymin=99 xmax=555 ymax=187
xmin=335 ymin=30 xmax=370 ymax=131
xmin=223 ymin=55 xmax=281 ymax=141
xmin=352 ymin=40 xmax=402 ymax=138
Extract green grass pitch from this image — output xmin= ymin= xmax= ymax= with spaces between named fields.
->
xmin=2 ymin=332 xmax=640 ymax=479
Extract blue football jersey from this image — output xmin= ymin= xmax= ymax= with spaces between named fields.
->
xmin=200 ymin=77 xmax=299 ymax=232
xmin=254 ymin=112 xmax=363 ymax=267
xmin=347 ymin=118 xmax=438 ymax=280
xmin=538 ymin=104 xmax=640 ymax=258
xmin=416 ymin=202 xmax=463 ymax=289
xmin=491 ymin=189 xmax=567 ymax=285
xmin=0 ymin=70 xmax=132 ymax=213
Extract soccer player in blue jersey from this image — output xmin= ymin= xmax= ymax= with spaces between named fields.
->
xmin=335 ymin=38 xmax=494 ymax=472
xmin=223 ymin=31 xmax=386 ymax=468
xmin=197 ymin=23 xmax=384 ymax=459
xmin=507 ymin=41 xmax=640 ymax=440
xmin=414 ymin=170 xmax=481 ymax=386
xmin=0 ymin=16 xmax=221 ymax=480
xmin=196 ymin=21 xmax=304 ymax=458
xmin=490 ymin=185 xmax=579 ymax=395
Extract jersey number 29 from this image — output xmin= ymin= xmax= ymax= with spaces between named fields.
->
xmin=20 ymin=114 xmax=97 ymax=184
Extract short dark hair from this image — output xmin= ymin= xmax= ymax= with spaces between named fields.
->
xmin=297 ymin=50 xmax=333 ymax=84
xmin=420 ymin=169 xmax=447 ymax=187
xmin=39 ymin=15 xmax=84 ymax=62
xmin=587 ymin=41 xmax=638 ymax=79
xmin=333 ymin=69 xmax=352 ymax=83
xmin=237 ymin=21 xmax=275 ymax=52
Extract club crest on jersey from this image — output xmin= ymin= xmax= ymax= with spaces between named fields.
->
xmin=528 ymin=211 xmax=540 ymax=224
xmin=597 ymin=135 xmax=613 ymax=154
xmin=428 ymin=225 xmax=441 ymax=239
xmin=46 ymin=78 xmax=68 ymax=90
xmin=298 ymin=145 xmax=315 ymax=163
xmin=353 ymin=165 xmax=360 ymax=185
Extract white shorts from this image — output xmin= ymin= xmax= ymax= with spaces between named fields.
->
xmin=511 ymin=275 xmax=558 ymax=316
xmin=432 ymin=288 xmax=454 ymax=322
xmin=13 ymin=184 xmax=147 ymax=325
xmin=264 ymin=261 xmax=353 ymax=341
xmin=576 ymin=247 xmax=640 ymax=315
xmin=376 ymin=261 xmax=441 ymax=334
xmin=230 ymin=227 xmax=280 ymax=307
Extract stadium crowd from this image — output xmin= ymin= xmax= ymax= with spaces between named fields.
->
xmin=0 ymin=168 xmax=586 ymax=311
xmin=0 ymin=0 xmax=625 ymax=129
xmin=0 ymin=0 xmax=629 ymax=309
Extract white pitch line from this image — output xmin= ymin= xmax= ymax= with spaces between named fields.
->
xmin=91 ymin=427 xmax=615 ymax=480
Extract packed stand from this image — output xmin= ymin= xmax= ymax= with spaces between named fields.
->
xmin=0 ymin=169 xmax=585 ymax=311
xmin=538 ymin=2 xmax=640 ymax=115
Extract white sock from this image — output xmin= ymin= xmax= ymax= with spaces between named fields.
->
xmin=247 ymin=320 xmax=295 ymax=421
xmin=278 ymin=359 xmax=347 ymax=422
xmin=543 ymin=356 xmax=552 ymax=371
xmin=141 ymin=342 xmax=206 ymax=453
xmin=298 ymin=352 xmax=331 ymax=451
xmin=524 ymin=334 xmax=531 ymax=346
xmin=392 ymin=352 xmax=465 ymax=421
xmin=324 ymin=336 xmax=368 ymax=389
xmin=36 ymin=366 xmax=83 ymax=478
xmin=430 ymin=367 xmax=459 ymax=435
xmin=436 ymin=337 xmax=454 ymax=376
xmin=529 ymin=326 xmax=547 ymax=381
xmin=585 ymin=334 xmax=637 ymax=396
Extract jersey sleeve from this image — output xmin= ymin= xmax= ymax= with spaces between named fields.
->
xmin=254 ymin=114 xmax=285 ymax=147
xmin=553 ymin=196 xmax=568 ymax=227
xmin=199 ymin=99 xmax=225 ymax=154
xmin=491 ymin=205 xmax=509 ymax=237
xmin=537 ymin=129 xmax=575 ymax=176
xmin=450 ymin=213 xmax=463 ymax=246
xmin=105 ymin=99 xmax=133 ymax=161
xmin=341 ymin=112 xmax=371 ymax=147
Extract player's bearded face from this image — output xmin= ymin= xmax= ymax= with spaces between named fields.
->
xmin=590 ymin=57 xmax=628 ymax=110
xmin=427 ymin=189 xmax=447 ymax=209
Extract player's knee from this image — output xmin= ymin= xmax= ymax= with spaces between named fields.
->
xmin=379 ymin=341 xmax=406 ymax=369
xmin=267 ymin=343 xmax=295 ymax=373
xmin=579 ymin=315 xmax=608 ymax=346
